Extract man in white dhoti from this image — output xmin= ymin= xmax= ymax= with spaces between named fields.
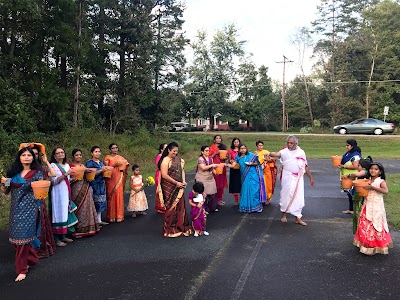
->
xmin=267 ymin=136 xmax=314 ymax=226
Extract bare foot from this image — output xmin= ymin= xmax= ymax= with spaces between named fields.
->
xmin=15 ymin=274 xmax=26 ymax=282
xmin=140 ymin=211 xmax=147 ymax=215
xmin=61 ymin=238 xmax=73 ymax=243
xmin=56 ymin=241 xmax=66 ymax=247
xmin=217 ymin=201 xmax=225 ymax=206
xmin=295 ymin=218 xmax=307 ymax=226
xmin=132 ymin=213 xmax=137 ymax=218
xmin=280 ymin=216 xmax=287 ymax=222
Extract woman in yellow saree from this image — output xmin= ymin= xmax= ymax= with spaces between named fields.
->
xmin=255 ymin=140 xmax=277 ymax=205
xmin=104 ymin=143 xmax=129 ymax=223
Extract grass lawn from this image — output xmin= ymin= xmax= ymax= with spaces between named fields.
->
xmin=386 ymin=174 xmax=400 ymax=230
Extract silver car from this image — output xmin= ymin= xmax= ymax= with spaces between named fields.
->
xmin=333 ymin=118 xmax=395 ymax=135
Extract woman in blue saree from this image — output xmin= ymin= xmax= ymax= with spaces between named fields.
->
xmin=1 ymin=147 xmax=43 ymax=282
xmin=338 ymin=139 xmax=361 ymax=214
xmin=226 ymin=144 xmax=266 ymax=213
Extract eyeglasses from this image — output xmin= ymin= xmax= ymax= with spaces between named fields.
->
xmin=55 ymin=151 xmax=65 ymax=155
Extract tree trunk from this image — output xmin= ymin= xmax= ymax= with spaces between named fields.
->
xmin=73 ymin=0 xmax=83 ymax=127
xmin=60 ymin=54 xmax=67 ymax=88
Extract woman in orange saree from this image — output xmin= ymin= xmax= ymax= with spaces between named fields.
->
xmin=104 ymin=143 xmax=129 ymax=223
xmin=157 ymin=142 xmax=192 ymax=237
xmin=255 ymin=140 xmax=277 ymax=205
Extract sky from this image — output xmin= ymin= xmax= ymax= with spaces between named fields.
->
xmin=182 ymin=0 xmax=321 ymax=82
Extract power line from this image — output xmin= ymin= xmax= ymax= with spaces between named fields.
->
xmin=187 ymin=79 xmax=400 ymax=96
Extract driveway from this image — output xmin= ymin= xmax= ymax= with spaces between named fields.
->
xmin=0 ymin=159 xmax=399 ymax=300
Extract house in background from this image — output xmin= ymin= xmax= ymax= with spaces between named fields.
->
xmin=195 ymin=113 xmax=251 ymax=131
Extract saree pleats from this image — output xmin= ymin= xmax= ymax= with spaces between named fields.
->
xmin=162 ymin=156 xmax=191 ymax=237
xmin=105 ymin=155 xmax=126 ymax=222
xmin=71 ymin=178 xmax=99 ymax=237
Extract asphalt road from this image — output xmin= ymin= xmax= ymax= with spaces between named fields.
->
xmin=1 ymin=159 xmax=399 ymax=300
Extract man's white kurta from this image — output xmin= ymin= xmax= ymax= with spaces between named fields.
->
xmin=279 ymin=147 xmax=307 ymax=218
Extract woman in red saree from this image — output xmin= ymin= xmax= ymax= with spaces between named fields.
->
xmin=157 ymin=142 xmax=192 ymax=237
xmin=154 ymin=143 xmax=167 ymax=213
xmin=104 ymin=143 xmax=129 ymax=223
xmin=209 ymin=135 xmax=228 ymax=206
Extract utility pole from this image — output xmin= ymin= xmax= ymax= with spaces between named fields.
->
xmin=276 ymin=55 xmax=293 ymax=132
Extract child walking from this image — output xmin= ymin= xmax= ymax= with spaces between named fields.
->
xmin=188 ymin=182 xmax=209 ymax=237
xmin=353 ymin=162 xmax=393 ymax=255
xmin=127 ymin=165 xmax=148 ymax=217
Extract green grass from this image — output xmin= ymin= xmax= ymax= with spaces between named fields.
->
xmin=0 ymin=193 xmax=10 ymax=229
xmin=386 ymin=174 xmax=400 ymax=230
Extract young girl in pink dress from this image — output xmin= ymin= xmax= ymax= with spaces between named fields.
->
xmin=188 ymin=182 xmax=209 ymax=237
xmin=353 ymin=162 xmax=393 ymax=255
xmin=127 ymin=165 xmax=148 ymax=218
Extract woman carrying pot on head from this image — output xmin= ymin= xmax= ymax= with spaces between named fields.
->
xmin=1 ymin=147 xmax=43 ymax=282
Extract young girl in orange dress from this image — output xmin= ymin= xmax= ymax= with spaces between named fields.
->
xmin=353 ymin=162 xmax=393 ymax=255
xmin=127 ymin=165 xmax=148 ymax=218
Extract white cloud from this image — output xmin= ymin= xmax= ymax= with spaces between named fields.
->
xmin=182 ymin=0 xmax=321 ymax=82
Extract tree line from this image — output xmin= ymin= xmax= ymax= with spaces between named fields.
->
xmin=1 ymin=0 xmax=399 ymax=141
